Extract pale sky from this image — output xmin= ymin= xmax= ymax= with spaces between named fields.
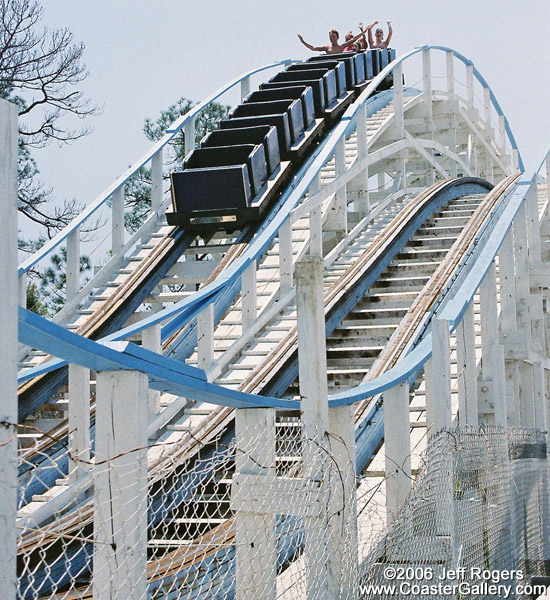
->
xmin=32 ymin=0 xmax=550 ymax=236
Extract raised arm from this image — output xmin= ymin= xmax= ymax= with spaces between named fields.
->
xmin=363 ymin=20 xmax=378 ymax=49
xmin=336 ymin=29 xmax=368 ymax=52
xmin=384 ymin=21 xmax=393 ymax=48
xmin=297 ymin=34 xmax=327 ymax=53
xmin=358 ymin=22 xmax=367 ymax=50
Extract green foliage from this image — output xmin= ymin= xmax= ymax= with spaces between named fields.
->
xmin=124 ymin=98 xmax=230 ymax=232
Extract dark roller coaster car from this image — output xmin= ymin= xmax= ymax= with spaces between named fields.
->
xmin=166 ymin=50 xmax=395 ymax=232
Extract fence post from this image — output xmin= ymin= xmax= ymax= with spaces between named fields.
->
xmin=384 ymin=381 xmax=411 ymax=524
xmin=296 ymin=258 xmax=334 ymax=600
xmin=68 ymin=364 xmax=91 ymax=483
xmin=93 ymin=370 xmax=148 ymax=600
xmin=233 ymin=408 xmax=276 ymax=600
xmin=329 ymin=403 xmax=358 ymax=598
xmin=0 ymin=98 xmax=18 ymax=600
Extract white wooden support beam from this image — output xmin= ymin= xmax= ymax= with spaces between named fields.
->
xmin=296 ymin=257 xmax=329 ymax=438
xmin=456 ymin=303 xmax=479 ymax=426
xmin=111 ymin=186 xmax=125 ymax=254
xmin=151 ymin=148 xmax=163 ymax=215
xmin=332 ymin=136 xmax=348 ymax=235
xmin=393 ymin=62 xmax=404 ymax=139
xmin=446 ymin=51 xmax=455 ymax=100
xmin=279 ymin=218 xmax=294 ymax=294
xmin=296 ymin=258 xmax=333 ymax=600
xmin=197 ymin=303 xmax=215 ymax=372
xmin=479 ymin=263 xmax=507 ymax=425
xmin=498 ymin=230 xmax=520 ymax=425
xmin=483 ymin=87 xmax=491 ymax=129
xmin=384 ymin=381 xmax=411 ymax=524
xmin=241 ymin=260 xmax=257 ymax=331
xmin=533 ymin=360 xmax=547 ymax=431
xmin=66 ymin=227 xmax=80 ymax=303
xmin=19 ymin=272 xmax=27 ymax=308
xmin=0 ymin=99 xmax=18 ymax=600
xmin=309 ymin=174 xmax=323 ymax=258
xmin=68 ymin=364 xmax=91 ymax=483
xmin=498 ymin=115 xmax=507 ymax=166
xmin=93 ymin=370 xmax=148 ymax=600
xmin=354 ymin=102 xmax=370 ymax=215
xmin=234 ymin=408 xmax=276 ymax=600
xmin=240 ymin=75 xmax=251 ymax=102
xmin=425 ymin=318 xmax=452 ymax=435
xmin=328 ymin=404 xmax=357 ymax=599
xmin=184 ymin=116 xmax=196 ymax=156
xmin=466 ymin=64 xmax=474 ymax=114
xmin=142 ymin=318 xmax=162 ymax=418
xmin=514 ymin=203 xmax=531 ymax=331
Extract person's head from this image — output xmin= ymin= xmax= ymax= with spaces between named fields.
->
xmin=375 ymin=27 xmax=384 ymax=42
xmin=329 ymin=29 xmax=339 ymax=44
xmin=345 ymin=31 xmax=353 ymax=42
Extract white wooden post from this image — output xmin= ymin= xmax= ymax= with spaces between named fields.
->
xmin=425 ymin=318 xmax=452 ymax=435
xmin=479 ymin=263 xmax=507 ymax=426
xmin=354 ymin=102 xmax=370 ymax=215
xmin=456 ymin=304 xmax=478 ymax=426
xmin=0 ymin=99 xmax=18 ymax=600
xmin=483 ymin=87 xmax=491 ymax=129
xmin=332 ymin=136 xmax=348 ymax=235
xmin=197 ymin=303 xmax=215 ymax=372
xmin=446 ymin=51 xmax=458 ymax=178
xmin=93 ymin=370 xmax=148 ymax=600
xmin=422 ymin=48 xmax=435 ymax=185
xmin=184 ymin=116 xmax=196 ymax=156
xmin=393 ymin=62 xmax=404 ymax=138
xmin=151 ymin=148 xmax=163 ymax=215
xmin=19 ymin=272 xmax=27 ymax=308
xmin=384 ymin=381 xmax=411 ymax=524
xmin=240 ymin=75 xmax=251 ymax=101
xmin=68 ymin=364 xmax=91 ymax=483
xmin=279 ymin=218 xmax=293 ymax=295
xmin=296 ymin=258 xmax=329 ymax=437
xmin=328 ymin=404 xmax=358 ymax=599
xmin=446 ymin=51 xmax=455 ymax=101
xmin=499 ymin=229 xmax=520 ymax=425
xmin=465 ymin=64 xmax=474 ymax=115
xmin=111 ymin=186 xmax=125 ymax=254
xmin=142 ymin=320 xmax=162 ymax=418
xmin=241 ymin=260 xmax=257 ymax=331
xmin=296 ymin=258 xmax=333 ymax=600
xmin=498 ymin=115 xmax=507 ymax=168
xmin=234 ymin=408 xmax=276 ymax=600
xmin=66 ymin=227 xmax=80 ymax=304
xmin=309 ymin=174 xmax=323 ymax=258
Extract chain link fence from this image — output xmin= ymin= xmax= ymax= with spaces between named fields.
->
xmin=15 ymin=414 xmax=358 ymax=600
xmin=358 ymin=427 xmax=550 ymax=599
